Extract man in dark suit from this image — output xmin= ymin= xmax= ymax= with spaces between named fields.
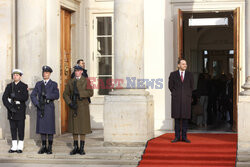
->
xmin=168 ymin=59 xmax=194 ymax=143
xmin=30 ymin=66 xmax=59 ymax=154
xmin=2 ymin=69 xmax=29 ymax=153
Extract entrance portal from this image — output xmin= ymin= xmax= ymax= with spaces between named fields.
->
xmin=178 ymin=10 xmax=240 ymax=131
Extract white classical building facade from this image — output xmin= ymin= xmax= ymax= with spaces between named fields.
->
xmin=1 ymin=0 xmax=250 ymax=162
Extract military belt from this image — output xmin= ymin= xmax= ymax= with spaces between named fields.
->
xmin=45 ymin=99 xmax=54 ymax=104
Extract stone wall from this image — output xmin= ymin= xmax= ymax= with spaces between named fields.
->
xmin=0 ymin=0 xmax=15 ymax=139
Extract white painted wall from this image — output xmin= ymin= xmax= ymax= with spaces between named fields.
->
xmin=144 ymin=0 xmax=174 ymax=130
xmin=0 ymin=0 xmax=247 ymax=139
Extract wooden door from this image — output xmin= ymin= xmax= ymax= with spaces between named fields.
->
xmin=178 ymin=9 xmax=183 ymax=59
xmin=233 ymin=7 xmax=240 ymax=132
xmin=60 ymin=8 xmax=72 ymax=133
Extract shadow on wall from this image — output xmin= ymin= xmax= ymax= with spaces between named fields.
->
xmin=25 ymin=90 xmax=40 ymax=140
xmin=0 ymin=92 xmax=10 ymax=139
xmin=0 ymin=79 xmax=12 ymax=139
xmin=89 ymin=102 xmax=104 ymax=130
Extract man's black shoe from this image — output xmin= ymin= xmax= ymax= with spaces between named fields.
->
xmin=8 ymin=149 xmax=16 ymax=153
xmin=182 ymin=139 xmax=191 ymax=143
xmin=17 ymin=150 xmax=23 ymax=153
xmin=171 ymin=138 xmax=180 ymax=143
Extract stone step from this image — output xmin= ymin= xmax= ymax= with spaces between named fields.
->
xmin=1 ymin=145 xmax=145 ymax=153
xmin=2 ymin=139 xmax=105 ymax=147
xmin=0 ymin=151 xmax=142 ymax=160
xmin=0 ymin=157 xmax=139 ymax=165
xmin=0 ymin=149 xmax=143 ymax=158
xmin=0 ymin=131 xmax=144 ymax=166
xmin=0 ymin=152 xmax=115 ymax=159
xmin=236 ymin=162 xmax=250 ymax=167
xmin=2 ymin=139 xmax=146 ymax=147
xmin=237 ymin=152 xmax=250 ymax=167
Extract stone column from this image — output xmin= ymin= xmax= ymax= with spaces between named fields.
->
xmin=114 ymin=0 xmax=144 ymax=84
xmin=0 ymin=0 xmax=15 ymax=139
xmin=241 ymin=0 xmax=250 ymax=95
xmin=237 ymin=1 xmax=250 ymax=163
xmin=17 ymin=0 xmax=47 ymax=139
xmin=103 ymin=0 xmax=154 ymax=143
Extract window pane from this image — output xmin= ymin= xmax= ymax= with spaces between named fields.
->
xmin=97 ymin=17 xmax=112 ymax=35
xmin=97 ymin=37 xmax=112 ymax=55
xmin=189 ymin=18 xmax=228 ymax=26
xmin=98 ymin=77 xmax=112 ymax=95
xmin=98 ymin=57 xmax=112 ymax=75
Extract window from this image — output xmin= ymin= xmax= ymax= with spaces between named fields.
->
xmin=189 ymin=18 xmax=228 ymax=26
xmin=229 ymin=50 xmax=234 ymax=55
xmin=93 ymin=14 xmax=114 ymax=95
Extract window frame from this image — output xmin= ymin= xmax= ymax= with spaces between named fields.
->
xmin=92 ymin=13 xmax=114 ymax=97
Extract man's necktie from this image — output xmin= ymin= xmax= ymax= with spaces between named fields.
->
xmin=181 ymin=72 xmax=184 ymax=82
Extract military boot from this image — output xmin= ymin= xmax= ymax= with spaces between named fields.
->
xmin=70 ymin=140 xmax=79 ymax=155
xmin=78 ymin=140 xmax=85 ymax=155
xmin=38 ymin=140 xmax=47 ymax=154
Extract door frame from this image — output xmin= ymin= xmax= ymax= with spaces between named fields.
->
xmin=60 ymin=8 xmax=72 ymax=134
xmin=174 ymin=2 xmax=245 ymax=132
xmin=59 ymin=0 xmax=81 ymax=134
xmin=172 ymin=2 xmax=245 ymax=90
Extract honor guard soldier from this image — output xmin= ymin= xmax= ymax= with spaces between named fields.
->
xmin=30 ymin=66 xmax=59 ymax=154
xmin=63 ymin=65 xmax=93 ymax=155
xmin=71 ymin=59 xmax=91 ymax=104
xmin=2 ymin=69 xmax=29 ymax=153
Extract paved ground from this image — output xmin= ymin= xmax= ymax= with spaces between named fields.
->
xmin=0 ymin=164 xmax=136 ymax=167
xmin=0 ymin=130 xmax=143 ymax=166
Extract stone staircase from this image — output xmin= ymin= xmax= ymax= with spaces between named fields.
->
xmin=237 ymin=152 xmax=250 ymax=167
xmin=0 ymin=130 xmax=145 ymax=166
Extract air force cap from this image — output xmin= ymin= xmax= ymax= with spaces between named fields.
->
xmin=42 ymin=65 xmax=53 ymax=73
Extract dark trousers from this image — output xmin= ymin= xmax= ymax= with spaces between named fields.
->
xmin=9 ymin=119 xmax=25 ymax=140
xmin=174 ymin=119 xmax=188 ymax=140
xmin=41 ymin=134 xmax=54 ymax=141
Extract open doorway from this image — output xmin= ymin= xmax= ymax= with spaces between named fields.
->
xmin=178 ymin=9 xmax=240 ymax=132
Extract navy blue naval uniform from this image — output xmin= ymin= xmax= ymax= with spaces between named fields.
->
xmin=2 ymin=81 xmax=29 ymax=141
xmin=30 ymin=80 xmax=59 ymax=135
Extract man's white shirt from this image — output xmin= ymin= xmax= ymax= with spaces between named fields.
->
xmin=179 ymin=70 xmax=185 ymax=79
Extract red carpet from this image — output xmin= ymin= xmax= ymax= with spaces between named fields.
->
xmin=138 ymin=133 xmax=237 ymax=167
